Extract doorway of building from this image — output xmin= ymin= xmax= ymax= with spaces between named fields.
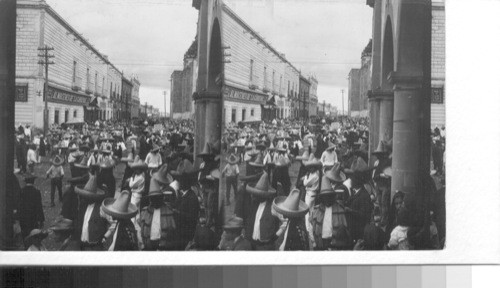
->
xmin=64 ymin=110 xmax=69 ymax=123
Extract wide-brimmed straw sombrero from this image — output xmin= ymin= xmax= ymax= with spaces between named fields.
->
xmin=303 ymin=158 xmax=322 ymax=169
xmin=249 ymin=153 xmax=264 ymax=167
xmin=226 ymin=154 xmax=239 ymax=165
xmin=101 ymin=190 xmax=138 ymax=220
xmin=153 ymin=164 xmax=173 ymax=184
xmin=223 ymin=216 xmax=244 ymax=231
xmin=273 ymin=188 xmax=309 ymax=218
xmin=129 ymin=158 xmax=148 ymax=170
xmin=148 ymin=180 xmax=176 ymax=198
xmin=295 ymin=150 xmax=310 ymax=161
xmin=319 ymin=175 xmax=335 ymax=196
xmin=372 ymin=140 xmax=390 ymax=156
xmin=170 ymin=159 xmax=198 ymax=178
xmin=24 ymin=229 xmax=48 ymax=246
xmin=246 ymin=172 xmax=276 ymax=198
xmin=197 ymin=142 xmax=213 ymax=158
xmin=151 ymin=144 xmax=160 ymax=152
xmin=67 ymin=174 xmax=89 ymax=185
xmin=51 ymin=155 xmax=64 ymax=166
xmin=75 ymin=175 xmax=106 ymax=200
xmin=120 ymin=152 xmax=134 ymax=163
xmin=239 ymin=171 xmax=263 ymax=183
xmin=344 ymin=156 xmax=372 ymax=174
xmin=325 ymin=163 xmax=346 ymax=183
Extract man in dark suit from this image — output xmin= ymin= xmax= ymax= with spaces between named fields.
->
xmin=172 ymin=159 xmax=200 ymax=250
xmin=19 ymin=174 xmax=44 ymax=242
xmin=345 ymin=172 xmax=373 ymax=243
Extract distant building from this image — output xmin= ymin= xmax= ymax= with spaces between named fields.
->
xmin=170 ymin=71 xmax=183 ymax=118
xmin=131 ymin=77 xmax=140 ymax=119
xmin=121 ymin=77 xmax=133 ymax=121
xmin=347 ymin=39 xmax=371 ymax=118
xmin=348 ymin=68 xmax=361 ymax=116
xmin=308 ymin=76 xmax=318 ymax=117
xmin=298 ymin=75 xmax=311 ymax=119
xmin=170 ymin=38 xmax=198 ymax=120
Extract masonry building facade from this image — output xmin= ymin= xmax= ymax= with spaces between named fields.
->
xmin=15 ymin=0 xmax=129 ymax=128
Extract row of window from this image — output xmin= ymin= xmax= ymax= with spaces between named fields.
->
xmin=249 ymin=59 xmax=298 ymax=97
xmin=72 ymin=60 xmax=121 ymax=99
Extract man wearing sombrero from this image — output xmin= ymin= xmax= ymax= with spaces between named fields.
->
xmin=75 ymin=174 xmax=115 ymax=251
xmin=218 ymin=216 xmax=251 ymax=251
xmin=273 ymin=188 xmax=309 ymax=251
xmin=46 ymin=155 xmax=65 ymax=207
xmin=238 ymin=172 xmax=283 ymax=250
xmin=310 ymin=171 xmax=349 ymax=250
xmin=344 ymin=156 xmax=374 ymax=243
xmin=98 ymin=147 xmax=116 ymax=198
xmin=139 ymin=180 xmax=178 ymax=251
xmin=221 ymin=154 xmax=239 ymax=206
xmin=171 ymin=159 xmax=200 ymax=250
xmin=101 ymin=189 xmax=139 ymax=251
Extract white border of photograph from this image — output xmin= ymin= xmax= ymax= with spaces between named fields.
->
xmin=1 ymin=0 xmax=500 ymax=265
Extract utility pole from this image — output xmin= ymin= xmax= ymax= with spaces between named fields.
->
xmin=38 ymin=45 xmax=55 ymax=137
xmin=163 ymin=90 xmax=167 ymax=119
xmin=341 ymin=89 xmax=345 ymax=116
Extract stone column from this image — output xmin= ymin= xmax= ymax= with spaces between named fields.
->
xmin=0 ymin=0 xmax=16 ymax=250
xmin=389 ymin=73 xmax=430 ymax=204
xmin=368 ymin=95 xmax=380 ymax=163
xmin=367 ymin=0 xmax=383 ymax=162
xmin=377 ymin=90 xmax=394 ymax=142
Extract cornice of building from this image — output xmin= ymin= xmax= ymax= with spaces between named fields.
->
xmin=18 ymin=0 xmax=123 ymax=76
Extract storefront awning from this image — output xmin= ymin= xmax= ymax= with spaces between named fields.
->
xmin=88 ymin=96 xmax=98 ymax=107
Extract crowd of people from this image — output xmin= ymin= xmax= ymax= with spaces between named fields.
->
xmin=10 ymin=116 xmax=445 ymax=251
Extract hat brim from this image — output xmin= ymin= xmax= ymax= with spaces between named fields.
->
xmin=74 ymin=185 xmax=106 ymax=200
xmin=67 ymin=175 xmax=89 ymax=184
xmin=129 ymin=163 xmax=148 ymax=170
xmin=227 ymin=159 xmax=239 ymax=165
xmin=101 ymin=198 xmax=138 ymax=220
xmin=272 ymin=197 xmax=309 ymax=218
xmin=326 ymin=172 xmax=346 ymax=183
xmin=74 ymin=163 xmax=90 ymax=169
xmin=24 ymin=231 xmax=48 ymax=245
xmin=153 ymin=173 xmax=173 ymax=184
xmin=52 ymin=160 xmax=64 ymax=166
xmin=246 ymin=184 xmax=276 ymax=198
xmin=249 ymin=162 xmax=264 ymax=167
xmin=223 ymin=224 xmax=244 ymax=231
xmin=239 ymin=172 xmax=263 ymax=183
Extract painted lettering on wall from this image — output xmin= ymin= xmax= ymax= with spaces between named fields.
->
xmin=47 ymin=85 xmax=91 ymax=106
xmin=223 ymin=86 xmax=266 ymax=104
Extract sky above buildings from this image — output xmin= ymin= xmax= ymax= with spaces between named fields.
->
xmin=45 ymin=0 xmax=372 ymax=114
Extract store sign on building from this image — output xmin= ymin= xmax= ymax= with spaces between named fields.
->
xmin=223 ymin=86 xmax=266 ymax=104
xmin=15 ymin=84 xmax=28 ymax=102
xmin=431 ymin=87 xmax=444 ymax=104
xmin=47 ymin=86 xmax=91 ymax=106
